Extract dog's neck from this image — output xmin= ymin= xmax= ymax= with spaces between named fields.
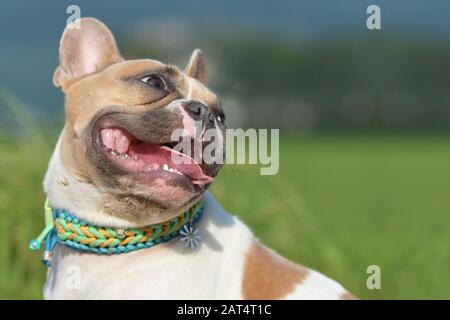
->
xmin=44 ymin=129 xmax=200 ymax=228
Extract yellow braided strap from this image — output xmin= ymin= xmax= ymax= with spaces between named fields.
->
xmin=54 ymin=200 xmax=204 ymax=254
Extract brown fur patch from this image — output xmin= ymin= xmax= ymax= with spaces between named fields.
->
xmin=242 ymin=240 xmax=309 ymax=299
xmin=188 ymin=78 xmax=220 ymax=111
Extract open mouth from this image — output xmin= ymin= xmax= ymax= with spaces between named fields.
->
xmin=97 ymin=126 xmax=214 ymax=187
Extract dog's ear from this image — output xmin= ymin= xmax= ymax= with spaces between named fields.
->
xmin=184 ymin=49 xmax=207 ymax=85
xmin=53 ymin=17 xmax=123 ymax=89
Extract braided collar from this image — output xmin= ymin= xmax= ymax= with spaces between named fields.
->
xmin=29 ymin=198 xmax=204 ymax=266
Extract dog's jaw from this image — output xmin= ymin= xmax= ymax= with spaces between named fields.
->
xmin=44 ymin=128 xmax=201 ymax=228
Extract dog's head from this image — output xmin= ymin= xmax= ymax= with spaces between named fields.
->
xmin=52 ymin=18 xmax=225 ymax=225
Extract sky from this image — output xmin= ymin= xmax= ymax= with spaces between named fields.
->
xmin=1 ymin=0 xmax=449 ymax=122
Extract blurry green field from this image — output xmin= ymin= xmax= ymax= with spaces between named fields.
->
xmin=1 ymin=133 xmax=449 ymax=299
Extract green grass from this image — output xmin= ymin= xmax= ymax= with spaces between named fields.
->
xmin=1 ymin=133 xmax=449 ymax=299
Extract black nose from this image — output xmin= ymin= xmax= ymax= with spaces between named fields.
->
xmin=182 ymin=100 xmax=214 ymax=124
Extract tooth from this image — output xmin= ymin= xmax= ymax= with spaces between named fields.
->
xmin=163 ymin=164 xmax=169 ymax=171
xmin=101 ymin=129 xmax=115 ymax=150
xmin=114 ymin=129 xmax=131 ymax=154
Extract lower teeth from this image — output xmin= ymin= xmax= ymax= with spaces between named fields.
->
xmin=109 ymin=150 xmax=140 ymax=161
xmin=108 ymin=150 xmax=183 ymax=176
xmin=162 ymin=165 xmax=183 ymax=176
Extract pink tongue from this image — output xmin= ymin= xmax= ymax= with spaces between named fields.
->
xmin=129 ymin=143 xmax=213 ymax=185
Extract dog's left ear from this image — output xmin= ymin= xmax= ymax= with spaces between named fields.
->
xmin=184 ymin=49 xmax=207 ymax=85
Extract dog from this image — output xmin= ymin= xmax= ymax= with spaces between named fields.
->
xmin=42 ymin=17 xmax=355 ymax=299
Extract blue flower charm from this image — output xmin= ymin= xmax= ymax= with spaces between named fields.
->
xmin=179 ymin=225 xmax=201 ymax=249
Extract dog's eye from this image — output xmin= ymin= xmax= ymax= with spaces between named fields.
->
xmin=216 ymin=113 xmax=225 ymax=124
xmin=140 ymin=76 xmax=165 ymax=90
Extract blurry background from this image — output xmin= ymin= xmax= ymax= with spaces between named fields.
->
xmin=1 ymin=0 xmax=449 ymax=299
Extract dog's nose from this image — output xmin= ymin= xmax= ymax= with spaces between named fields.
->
xmin=182 ymin=101 xmax=214 ymax=124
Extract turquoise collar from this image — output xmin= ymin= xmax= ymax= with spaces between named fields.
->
xmin=29 ymin=198 xmax=204 ymax=267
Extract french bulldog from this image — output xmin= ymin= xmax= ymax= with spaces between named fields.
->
xmin=43 ymin=17 xmax=354 ymax=299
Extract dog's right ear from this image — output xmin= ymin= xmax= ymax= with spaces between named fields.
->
xmin=53 ymin=17 xmax=123 ymax=89
xmin=184 ymin=49 xmax=207 ymax=85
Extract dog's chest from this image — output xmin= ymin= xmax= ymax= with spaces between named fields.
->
xmin=43 ymin=206 xmax=253 ymax=299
